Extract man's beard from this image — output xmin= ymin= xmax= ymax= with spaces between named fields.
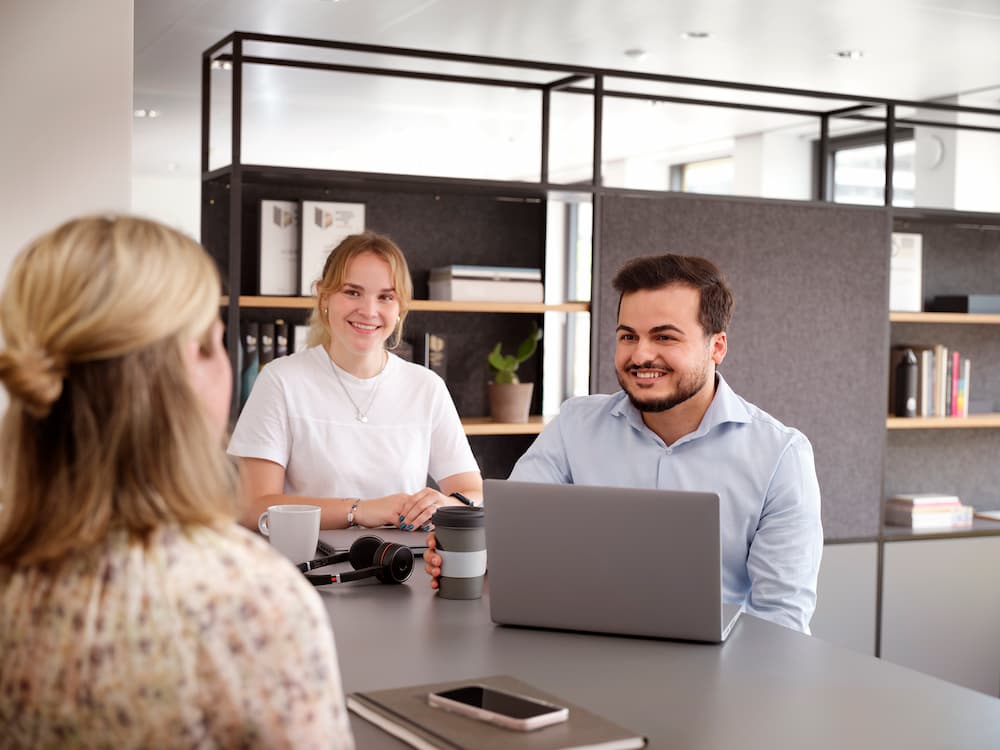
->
xmin=616 ymin=360 xmax=710 ymax=413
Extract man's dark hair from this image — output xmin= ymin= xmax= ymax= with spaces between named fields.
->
xmin=612 ymin=254 xmax=734 ymax=335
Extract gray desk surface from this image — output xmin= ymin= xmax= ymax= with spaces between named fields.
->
xmin=317 ymin=568 xmax=1000 ymax=749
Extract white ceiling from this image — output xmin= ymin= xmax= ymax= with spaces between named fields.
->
xmin=133 ymin=0 xmax=1000 ymax=180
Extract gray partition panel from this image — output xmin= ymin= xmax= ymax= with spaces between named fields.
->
xmin=810 ymin=542 xmax=877 ymax=655
xmin=597 ymin=193 xmax=890 ymax=539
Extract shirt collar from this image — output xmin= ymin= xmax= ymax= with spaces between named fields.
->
xmin=610 ymin=372 xmax=752 ymax=443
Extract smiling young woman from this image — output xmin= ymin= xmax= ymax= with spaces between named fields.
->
xmin=228 ymin=231 xmax=483 ymax=532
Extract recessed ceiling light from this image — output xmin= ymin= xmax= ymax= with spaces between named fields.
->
xmin=834 ymin=49 xmax=864 ymax=60
xmin=624 ymin=48 xmax=647 ymax=60
xmin=133 ymin=108 xmax=160 ymax=118
xmin=681 ymin=31 xmax=711 ymax=39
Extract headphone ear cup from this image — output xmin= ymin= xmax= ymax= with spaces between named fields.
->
xmin=349 ymin=535 xmax=383 ymax=570
xmin=374 ymin=542 xmax=414 ymax=584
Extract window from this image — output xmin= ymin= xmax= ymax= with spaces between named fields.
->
xmin=826 ymin=129 xmax=915 ymax=206
xmin=671 ymin=157 xmax=735 ymax=195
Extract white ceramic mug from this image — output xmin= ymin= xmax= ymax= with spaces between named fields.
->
xmin=258 ymin=504 xmax=321 ymax=564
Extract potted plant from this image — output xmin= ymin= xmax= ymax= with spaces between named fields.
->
xmin=487 ymin=322 xmax=542 ymax=423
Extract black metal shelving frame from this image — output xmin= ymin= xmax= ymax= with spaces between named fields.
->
xmin=200 ymin=31 xmax=1000 ymax=400
xmin=201 ymin=31 xmax=1000 ymax=659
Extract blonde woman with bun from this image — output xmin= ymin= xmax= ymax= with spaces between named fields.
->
xmin=0 ymin=216 xmax=354 ymax=749
xmin=229 ymin=230 xmax=482 ymax=532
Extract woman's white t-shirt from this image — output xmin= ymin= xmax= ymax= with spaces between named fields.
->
xmin=227 ymin=347 xmax=479 ymax=499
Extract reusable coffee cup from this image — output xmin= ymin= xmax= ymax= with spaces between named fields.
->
xmin=431 ymin=506 xmax=486 ymax=600
xmin=258 ymin=504 xmax=321 ymax=564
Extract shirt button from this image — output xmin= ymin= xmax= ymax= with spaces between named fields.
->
xmin=665 ymin=447 xmax=673 ymax=455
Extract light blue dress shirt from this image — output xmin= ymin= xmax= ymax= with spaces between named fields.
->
xmin=509 ymin=374 xmax=823 ymax=634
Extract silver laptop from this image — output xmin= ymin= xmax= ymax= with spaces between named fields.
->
xmin=484 ymin=479 xmax=742 ymax=643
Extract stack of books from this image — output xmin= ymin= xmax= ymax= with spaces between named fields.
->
xmin=888 ymin=345 xmax=971 ymax=418
xmin=885 ymin=493 xmax=973 ymax=530
xmin=429 ymin=265 xmax=543 ymax=303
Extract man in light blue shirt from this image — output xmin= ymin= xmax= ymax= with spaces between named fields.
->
xmin=427 ymin=253 xmax=822 ymax=633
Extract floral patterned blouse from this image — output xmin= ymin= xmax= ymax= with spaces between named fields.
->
xmin=0 ymin=524 xmax=355 ymax=749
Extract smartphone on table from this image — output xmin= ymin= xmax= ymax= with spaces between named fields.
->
xmin=427 ymin=685 xmax=568 ymax=731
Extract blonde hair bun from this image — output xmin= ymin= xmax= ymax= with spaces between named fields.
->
xmin=0 ymin=344 xmax=65 ymax=418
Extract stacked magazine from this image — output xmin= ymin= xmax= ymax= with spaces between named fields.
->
xmin=884 ymin=493 xmax=973 ymax=530
xmin=429 ymin=265 xmax=543 ymax=303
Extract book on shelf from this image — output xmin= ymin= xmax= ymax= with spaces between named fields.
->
xmin=887 ymin=344 xmax=971 ymax=418
xmin=299 ymin=200 xmax=365 ymax=296
xmin=258 ymin=199 xmax=300 ymax=295
xmin=429 ymin=277 xmax=544 ymax=303
xmin=347 ymin=674 xmax=646 ymax=750
xmin=933 ymin=343 xmax=947 ymax=417
xmin=918 ymin=348 xmax=934 ymax=417
xmin=888 ymin=493 xmax=961 ymax=506
xmin=240 ymin=322 xmax=259 ymax=407
xmin=430 ymin=265 xmax=543 ymax=282
xmin=885 ymin=499 xmax=973 ymax=530
xmin=259 ymin=322 xmax=275 ymax=367
xmin=957 ymin=357 xmax=970 ymax=417
xmin=422 ymin=333 xmax=447 ymax=379
xmin=274 ymin=319 xmax=289 ymax=359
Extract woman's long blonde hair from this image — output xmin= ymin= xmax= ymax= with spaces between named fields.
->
xmin=307 ymin=231 xmax=414 ymax=350
xmin=0 ymin=215 xmax=238 ymax=566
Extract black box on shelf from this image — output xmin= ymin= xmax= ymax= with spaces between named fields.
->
xmin=929 ymin=295 xmax=1000 ymax=314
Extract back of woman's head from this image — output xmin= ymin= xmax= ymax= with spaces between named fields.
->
xmin=0 ymin=215 xmax=238 ymax=566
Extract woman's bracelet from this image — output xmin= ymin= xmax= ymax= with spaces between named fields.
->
xmin=449 ymin=492 xmax=474 ymax=507
xmin=346 ymin=499 xmax=361 ymax=527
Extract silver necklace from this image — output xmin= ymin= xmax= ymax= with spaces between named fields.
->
xmin=327 ymin=351 xmax=386 ymax=423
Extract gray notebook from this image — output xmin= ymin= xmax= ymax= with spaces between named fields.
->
xmin=484 ymin=479 xmax=742 ymax=643
xmin=348 ymin=674 xmax=645 ymax=750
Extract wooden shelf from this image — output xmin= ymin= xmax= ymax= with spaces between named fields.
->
xmin=890 ymin=311 xmax=1000 ymax=325
xmin=411 ymin=300 xmax=589 ymax=313
xmin=222 ymin=296 xmax=590 ymax=313
xmin=886 ymin=414 xmax=1000 ymax=429
xmin=460 ymin=415 xmax=551 ymax=435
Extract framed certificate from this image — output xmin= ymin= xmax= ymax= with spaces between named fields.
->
xmin=258 ymin=200 xmax=300 ymax=295
xmin=299 ymin=200 xmax=365 ymax=296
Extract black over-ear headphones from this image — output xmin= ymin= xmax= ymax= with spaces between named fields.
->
xmin=297 ymin=535 xmax=414 ymax=586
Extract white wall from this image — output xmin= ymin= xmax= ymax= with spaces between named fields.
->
xmin=0 ymin=0 xmax=133 ymax=411
xmin=734 ymin=131 xmax=813 ymax=201
xmin=132 ymin=175 xmax=201 ymax=240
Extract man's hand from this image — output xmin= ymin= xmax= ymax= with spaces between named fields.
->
xmin=423 ymin=532 xmax=442 ymax=590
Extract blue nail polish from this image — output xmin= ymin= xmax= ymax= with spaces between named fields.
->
xmin=421 ymin=524 xmax=430 ymax=532
xmin=399 ymin=522 xmax=406 ymax=529
xmin=399 ymin=515 xmax=405 ymax=522
xmin=406 ymin=524 xmax=414 ymax=531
